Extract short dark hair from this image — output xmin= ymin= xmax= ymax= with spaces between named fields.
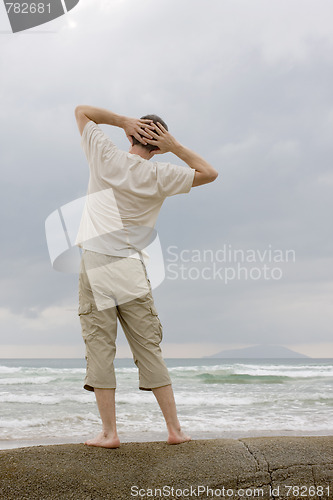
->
xmin=132 ymin=114 xmax=168 ymax=152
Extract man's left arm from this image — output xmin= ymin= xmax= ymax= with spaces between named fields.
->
xmin=74 ymin=105 xmax=153 ymax=145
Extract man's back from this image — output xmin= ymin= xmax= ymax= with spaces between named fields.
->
xmin=76 ymin=120 xmax=194 ymax=258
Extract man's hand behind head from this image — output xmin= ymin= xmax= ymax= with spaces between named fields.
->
xmin=124 ymin=117 xmax=155 ymax=146
xmin=144 ymin=122 xmax=179 ymax=155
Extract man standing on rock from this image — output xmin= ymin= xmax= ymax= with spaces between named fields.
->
xmin=75 ymin=105 xmax=218 ymax=448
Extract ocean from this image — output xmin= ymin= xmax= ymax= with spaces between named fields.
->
xmin=0 ymin=358 xmax=332 ymax=449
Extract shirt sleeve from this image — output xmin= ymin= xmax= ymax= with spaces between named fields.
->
xmin=81 ymin=121 xmax=117 ymax=174
xmin=155 ymin=161 xmax=195 ymax=197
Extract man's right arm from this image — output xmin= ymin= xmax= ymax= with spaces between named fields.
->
xmin=145 ymin=123 xmax=218 ymax=187
xmin=74 ymin=105 xmax=154 ymax=145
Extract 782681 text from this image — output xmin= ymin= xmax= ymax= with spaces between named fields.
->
xmin=5 ymin=3 xmax=51 ymax=14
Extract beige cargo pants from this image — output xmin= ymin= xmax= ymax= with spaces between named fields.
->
xmin=78 ymin=250 xmax=171 ymax=391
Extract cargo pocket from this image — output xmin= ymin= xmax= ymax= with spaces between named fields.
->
xmin=149 ymin=302 xmax=163 ymax=342
xmin=78 ymin=303 xmax=93 ymax=341
xmin=78 ymin=303 xmax=92 ymax=316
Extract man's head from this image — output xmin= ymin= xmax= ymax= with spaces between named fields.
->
xmin=132 ymin=114 xmax=168 ymax=152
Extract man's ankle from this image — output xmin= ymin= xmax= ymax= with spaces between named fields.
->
xmin=103 ymin=428 xmax=118 ymax=437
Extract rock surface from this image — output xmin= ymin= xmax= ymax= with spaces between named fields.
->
xmin=0 ymin=436 xmax=332 ymax=499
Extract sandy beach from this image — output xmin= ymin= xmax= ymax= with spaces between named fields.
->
xmin=0 ymin=436 xmax=332 ymax=499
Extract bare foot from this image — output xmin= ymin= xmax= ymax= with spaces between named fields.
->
xmin=167 ymin=428 xmax=191 ymax=445
xmin=84 ymin=431 xmax=120 ymax=449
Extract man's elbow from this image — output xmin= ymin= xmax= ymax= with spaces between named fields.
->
xmin=207 ymin=168 xmax=219 ymax=183
xmin=192 ymin=167 xmax=219 ymax=187
xmin=75 ymin=105 xmax=85 ymax=118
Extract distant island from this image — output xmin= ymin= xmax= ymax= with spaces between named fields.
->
xmin=205 ymin=344 xmax=310 ymax=359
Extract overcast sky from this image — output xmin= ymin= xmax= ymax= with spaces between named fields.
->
xmin=0 ymin=0 xmax=332 ymax=358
